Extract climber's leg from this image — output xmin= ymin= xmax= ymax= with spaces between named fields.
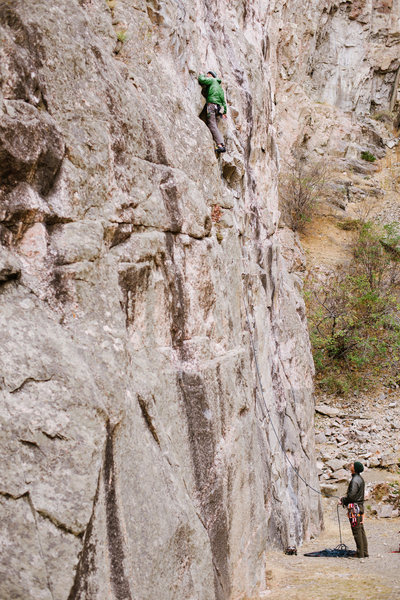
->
xmin=206 ymin=103 xmax=224 ymax=147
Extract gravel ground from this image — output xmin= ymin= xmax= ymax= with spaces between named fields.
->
xmin=263 ymin=498 xmax=400 ymax=600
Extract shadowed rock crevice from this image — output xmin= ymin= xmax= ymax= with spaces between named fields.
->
xmin=9 ymin=375 xmax=53 ymax=394
xmin=109 ymin=223 xmax=134 ymax=249
xmin=137 ymin=395 xmax=160 ymax=446
xmin=0 ymin=241 xmax=21 ymax=285
xmin=36 ymin=509 xmax=85 ymax=538
xmin=20 ymin=491 xmax=56 ymax=600
xmin=0 ymin=266 xmax=20 ymax=285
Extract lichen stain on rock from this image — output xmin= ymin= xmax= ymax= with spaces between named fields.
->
xmin=160 ymin=171 xmax=183 ymax=233
xmin=0 ymin=101 xmax=65 ymax=196
xmin=163 ymin=233 xmax=187 ymax=352
xmin=110 ymin=122 xmax=129 ymax=169
xmin=348 ymin=0 xmax=368 ymax=20
xmin=103 ymin=421 xmax=132 ymax=600
xmin=68 ymin=423 xmax=133 ymax=600
xmin=67 ymin=478 xmax=99 ymax=600
xmin=374 ymin=0 xmax=393 ymax=14
xmin=142 ymin=117 xmax=170 ymax=166
xmin=118 ymin=264 xmax=151 ymax=328
xmin=215 ymin=363 xmax=227 ymax=436
xmin=169 ymin=523 xmax=196 ymax=596
xmin=178 ymin=371 xmax=231 ymax=600
xmin=51 ymin=268 xmax=73 ymax=304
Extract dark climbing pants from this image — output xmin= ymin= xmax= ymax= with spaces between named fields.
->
xmin=206 ymin=103 xmax=224 ymax=146
xmin=350 ymin=515 xmax=368 ymax=558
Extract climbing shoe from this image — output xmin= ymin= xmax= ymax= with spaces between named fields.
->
xmin=215 ymin=144 xmax=226 ymax=153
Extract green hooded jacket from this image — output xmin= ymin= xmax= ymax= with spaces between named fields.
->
xmin=198 ymin=74 xmax=227 ymax=114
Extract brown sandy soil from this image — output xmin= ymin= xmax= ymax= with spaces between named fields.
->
xmin=300 ymin=142 xmax=400 ymax=273
xmin=301 ymin=213 xmax=355 ymax=269
xmin=264 ymin=497 xmax=400 ymax=600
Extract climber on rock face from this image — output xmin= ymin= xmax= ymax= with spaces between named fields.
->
xmin=198 ymin=70 xmax=227 ymax=153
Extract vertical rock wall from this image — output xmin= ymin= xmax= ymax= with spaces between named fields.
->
xmin=308 ymin=0 xmax=400 ymax=114
xmin=274 ymin=0 xmax=400 ymax=162
xmin=0 ymin=1 xmax=322 ymax=599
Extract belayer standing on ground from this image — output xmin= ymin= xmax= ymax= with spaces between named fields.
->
xmin=198 ymin=70 xmax=227 ymax=153
xmin=339 ymin=461 xmax=369 ymax=559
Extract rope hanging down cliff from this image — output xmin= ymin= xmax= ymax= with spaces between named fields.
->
xmin=236 ymin=231 xmax=346 ymax=548
xmin=238 ymin=239 xmax=323 ymax=497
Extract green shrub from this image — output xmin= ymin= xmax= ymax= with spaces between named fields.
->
xmin=306 ymin=221 xmax=400 ymax=394
xmin=279 ymin=150 xmax=327 ymax=233
xmin=337 ymin=219 xmax=362 ymax=231
xmin=116 ymin=29 xmax=128 ymax=43
xmin=318 ymin=374 xmax=351 ymax=395
xmin=371 ymin=111 xmax=394 ymax=124
xmin=361 ymin=150 xmax=376 ymax=162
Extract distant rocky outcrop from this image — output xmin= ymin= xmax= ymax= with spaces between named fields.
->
xmin=316 ymin=394 xmax=400 ymax=484
xmin=275 ymin=0 xmax=400 ymax=166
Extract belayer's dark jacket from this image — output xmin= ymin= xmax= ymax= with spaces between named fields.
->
xmin=341 ymin=473 xmax=365 ymax=513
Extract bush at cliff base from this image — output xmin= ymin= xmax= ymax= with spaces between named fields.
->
xmin=305 ymin=221 xmax=400 ymax=395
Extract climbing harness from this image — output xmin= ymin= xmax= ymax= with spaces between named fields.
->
xmin=347 ymin=503 xmax=360 ymax=527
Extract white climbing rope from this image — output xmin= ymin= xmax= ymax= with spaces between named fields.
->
xmin=233 ymin=217 xmax=344 ymax=544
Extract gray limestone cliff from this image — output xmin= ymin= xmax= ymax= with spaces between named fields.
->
xmin=275 ymin=0 xmax=400 ymax=166
xmin=5 ymin=0 xmax=398 ymax=599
